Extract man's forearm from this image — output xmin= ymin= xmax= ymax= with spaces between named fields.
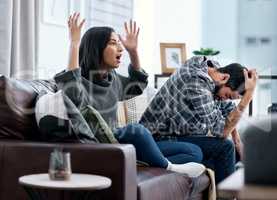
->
xmin=223 ymin=91 xmax=253 ymax=138
xmin=231 ymin=129 xmax=240 ymax=141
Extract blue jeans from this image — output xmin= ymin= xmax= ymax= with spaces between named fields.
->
xmin=114 ymin=124 xmax=203 ymax=168
xmin=155 ymin=135 xmax=236 ymax=183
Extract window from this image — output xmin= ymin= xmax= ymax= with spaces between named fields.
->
xmin=84 ymin=0 xmax=134 ymax=74
xmin=85 ymin=0 xmax=133 ymax=33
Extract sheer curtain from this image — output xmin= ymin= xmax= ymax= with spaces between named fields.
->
xmin=0 ymin=0 xmax=39 ymax=79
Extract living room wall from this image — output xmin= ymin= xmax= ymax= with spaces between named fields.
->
xmin=134 ymin=0 xmax=202 ymax=86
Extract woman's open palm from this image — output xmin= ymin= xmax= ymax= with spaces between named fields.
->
xmin=68 ymin=12 xmax=85 ymax=44
xmin=119 ymin=20 xmax=140 ymax=52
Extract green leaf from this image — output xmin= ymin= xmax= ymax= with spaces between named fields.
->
xmin=193 ymin=48 xmax=220 ymax=56
xmin=211 ymin=51 xmax=220 ymax=56
xmin=193 ymin=50 xmax=203 ymax=55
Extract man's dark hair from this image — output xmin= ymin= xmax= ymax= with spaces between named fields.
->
xmin=79 ymin=26 xmax=115 ymax=79
xmin=217 ymin=63 xmax=247 ymax=95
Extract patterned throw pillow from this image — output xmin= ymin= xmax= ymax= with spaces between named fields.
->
xmin=121 ymin=87 xmax=158 ymax=125
xmin=35 ymin=90 xmax=97 ymax=143
xmin=124 ymin=94 xmax=149 ymax=124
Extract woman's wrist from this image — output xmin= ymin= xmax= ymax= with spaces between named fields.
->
xmin=127 ymin=49 xmax=141 ymax=70
xmin=70 ymin=41 xmax=80 ymax=48
xmin=68 ymin=42 xmax=80 ymax=71
xmin=127 ymin=49 xmax=138 ymax=56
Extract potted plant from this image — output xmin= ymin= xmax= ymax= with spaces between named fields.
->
xmin=49 ymin=148 xmax=72 ymax=180
xmin=193 ymin=48 xmax=220 ymax=56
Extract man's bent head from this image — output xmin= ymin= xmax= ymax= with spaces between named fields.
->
xmin=213 ymin=63 xmax=247 ymax=100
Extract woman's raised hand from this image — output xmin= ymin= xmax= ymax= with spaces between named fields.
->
xmin=68 ymin=12 xmax=85 ymax=44
xmin=119 ymin=20 xmax=140 ymax=53
xmin=67 ymin=12 xmax=85 ymax=71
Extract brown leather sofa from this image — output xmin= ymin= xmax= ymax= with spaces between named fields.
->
xmin=0 ymin=75 xmax=210 ymax=200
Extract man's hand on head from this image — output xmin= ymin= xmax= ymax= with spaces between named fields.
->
xmin=223 ymin=69 xmax=257 ymax=138
xmin=244 ymin=69 xmax=258 ymax=93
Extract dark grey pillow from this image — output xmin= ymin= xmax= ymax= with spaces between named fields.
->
xmin=244 ymin=115 xmax=277 ymax=185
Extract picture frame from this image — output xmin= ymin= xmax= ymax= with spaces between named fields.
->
xmin=154 ymin=74 xmax=171 ymax=89
xmin=42 ymin=0 xmax=72 ymax=27
xmin=160 ymin=43 xmax=187 ymax=74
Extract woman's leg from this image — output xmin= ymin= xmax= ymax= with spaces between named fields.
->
xmin=156 ymin=141 xmax=203 ymax=164
xmin=114 ymin=123 xmax=206 ymax=177
xmin=114 ymin=123 xmax=168 ymax=168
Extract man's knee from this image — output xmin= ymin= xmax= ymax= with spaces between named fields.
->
xmin=221 ymin=139 xmax=235 ymax=155
xmin=190 ymin=145 xmax=203 ymax=163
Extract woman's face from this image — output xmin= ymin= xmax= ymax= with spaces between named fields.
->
xmin=102 ymin=32 xmax=123 ymax=70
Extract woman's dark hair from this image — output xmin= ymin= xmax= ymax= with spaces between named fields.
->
xmin=217 ymin=63 xmax=247 ymax=95
xmin=79 ymin=26 xmax=115 ymax=79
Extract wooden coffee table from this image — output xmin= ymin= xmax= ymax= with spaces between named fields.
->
xmin=217 ymin=169 xmax=277 ymax=200
xmin=19 ymin=173 xmax=111 ymax=200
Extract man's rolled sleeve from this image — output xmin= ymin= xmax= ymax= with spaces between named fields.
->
xmin=217 ymin=100 xmax=236 ymax=118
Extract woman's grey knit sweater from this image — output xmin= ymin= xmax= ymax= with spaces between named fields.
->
xmin=54 ymin=65 xmax=148 ymax=130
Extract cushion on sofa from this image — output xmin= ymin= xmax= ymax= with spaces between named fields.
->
xmin=35 ymin=90 xmax=97 ymax=143
xmin=137 ymin=166 xmax=210 ymax=200
xmin=35 ymin=90 xmax=72 ymax=141
xmin=137 ymin=167 xmax=192 ymax=200
xmin=117 ymin=86 xmax=158 ymax=127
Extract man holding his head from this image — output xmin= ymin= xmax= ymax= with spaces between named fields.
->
xmin=140 ymin=56 xmax=257 ymax=183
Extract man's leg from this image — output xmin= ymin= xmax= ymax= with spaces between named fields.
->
xmin=160 ymin=136 xmax=236 ymax=183
xmin=156 ymin=140 xmax=203 ymax=164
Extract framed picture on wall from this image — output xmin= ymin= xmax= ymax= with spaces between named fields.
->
xmin=160 ymin=43 xmax=187 ymax=74
xmin=154 ymin=74 xmax=171 ymax=89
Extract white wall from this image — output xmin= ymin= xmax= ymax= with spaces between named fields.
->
xmin=154 ymin=0 xmax=202 ymax=59
xmin=201 ymin=0 xmax=239 ymax=65
xmin=134 ymin=0 xmax=202 ymax=86
xmin=238 ymin=0 xmax=277 ymax=75
xmin=133 ymin=0 xmax=155 ymax=79
xmin=38 ymin=0 xmax=202 ymax=82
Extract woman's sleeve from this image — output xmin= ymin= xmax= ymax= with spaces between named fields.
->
xmin=117 ymin=64 xmax=148 ymax=101
xmin=54 ymin=68 xmax=84 ymax=108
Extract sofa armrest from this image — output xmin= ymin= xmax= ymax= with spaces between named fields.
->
xmin=0 ymin=141 xmax=137 ymax=200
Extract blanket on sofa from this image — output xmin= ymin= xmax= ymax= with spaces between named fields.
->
xmin=35 ymin=90 xmax=118 ymax=144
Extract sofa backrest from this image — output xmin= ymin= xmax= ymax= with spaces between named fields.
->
xmin=0 ymin=76 xmax=56 ymax=140
xmin=0 ymin=75 xmax=157 ymax=139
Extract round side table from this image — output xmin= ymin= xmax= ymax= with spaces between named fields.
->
xmin=19 ymin=173 xmax=111 ymax=200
